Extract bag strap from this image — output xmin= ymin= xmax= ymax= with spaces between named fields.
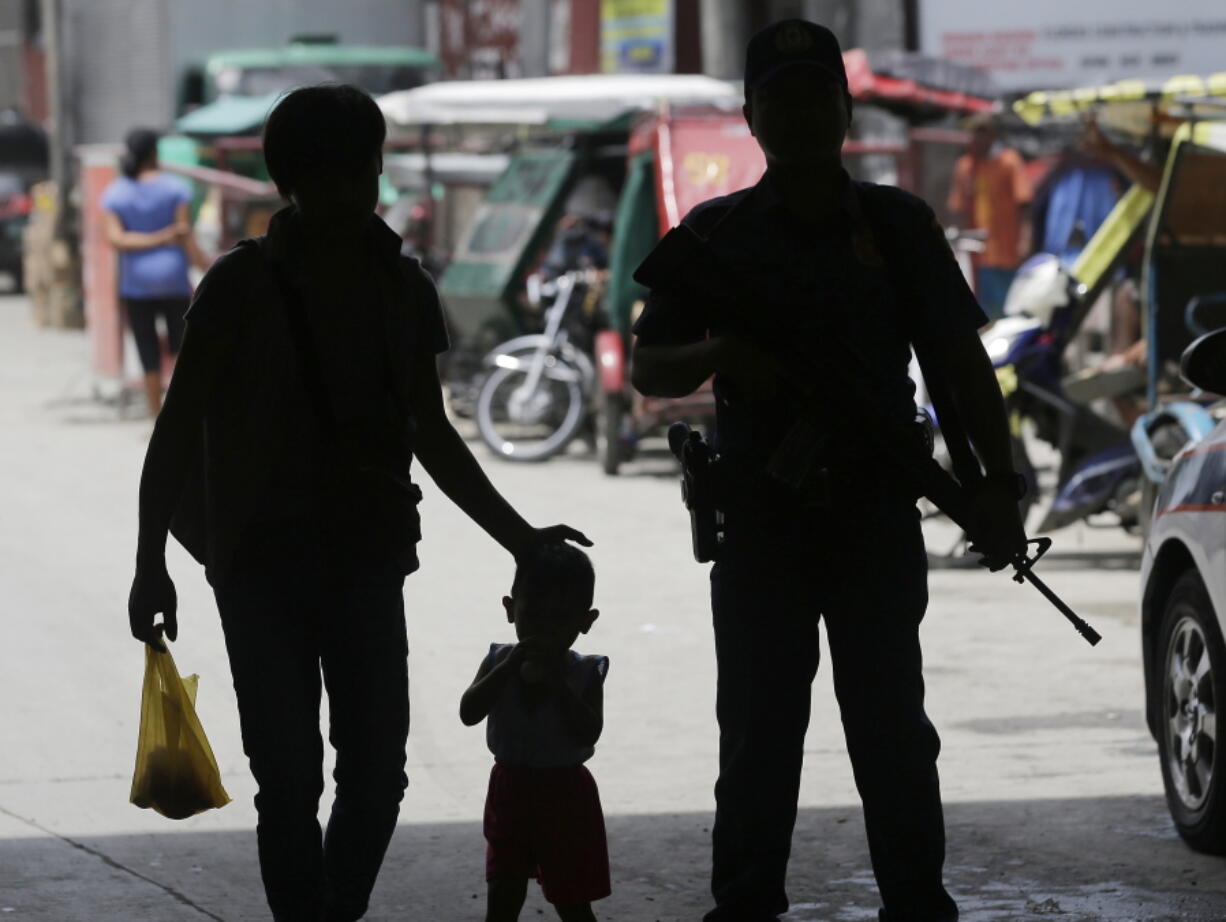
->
xmin=257 ymin=238 xmax=415 ymax=471
xmin=263 ymin=247 xmax=342 ymax=444
xmin=858 ymin=187 xmax=984 ymax=489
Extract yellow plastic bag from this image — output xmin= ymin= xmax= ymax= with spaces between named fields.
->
xmin=130 ymin=644 xmax=231 ymax=819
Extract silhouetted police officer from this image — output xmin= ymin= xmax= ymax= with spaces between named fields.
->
xmin=632 ymin=20 xmax=1028 ymax=922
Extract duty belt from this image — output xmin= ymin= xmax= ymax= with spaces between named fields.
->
xmin=714 ymin=456 xmax=897 ymax=516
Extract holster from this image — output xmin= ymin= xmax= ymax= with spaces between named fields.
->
xmin=668 ymin=414 xmax=937 ymax=563
xmin=670 ymin=424 xmax=724 ymax=563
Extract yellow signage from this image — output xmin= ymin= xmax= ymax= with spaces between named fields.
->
xmin=601 ymin=0 xmax=672 ymax=74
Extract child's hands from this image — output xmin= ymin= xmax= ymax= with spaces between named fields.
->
xmin=515 ymin=638 xmax=564 ymax=686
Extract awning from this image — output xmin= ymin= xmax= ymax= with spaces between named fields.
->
xmin=175 ymin=92 xmax=283 ymax=137
xmin=843 ymin=49 xmax=994 ymax=116
xmin=1013 ymin=73 xmax=1226 ymax=130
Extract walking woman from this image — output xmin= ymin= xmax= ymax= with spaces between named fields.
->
xmin=127 ymin=85 xmax=591 ymax=920
xmin=102 ymin=128 xmax=211 ymax=416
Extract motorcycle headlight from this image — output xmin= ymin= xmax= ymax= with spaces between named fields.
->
xmin=985 ymin=336 xmax=1014 ymax=362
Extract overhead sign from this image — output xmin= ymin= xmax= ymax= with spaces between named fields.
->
xmin=601 ymin=0 xmax=673 ymax=74
xmin=920 ymin=0 xmax=1226 ymax=91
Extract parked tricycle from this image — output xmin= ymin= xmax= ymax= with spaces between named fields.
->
xmin=996 ymin=75 xmax=1226 ymax=535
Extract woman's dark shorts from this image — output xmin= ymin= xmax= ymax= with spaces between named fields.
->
xmin=125 ymin=296 xmax=189 ymax=372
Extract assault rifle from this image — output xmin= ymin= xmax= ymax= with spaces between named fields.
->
xmin=667 ymin=422 xmax=1101 ymax=647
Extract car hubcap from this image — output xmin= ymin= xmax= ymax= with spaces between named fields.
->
xmin=1166 ymin=615 xmax=1217 ymax=811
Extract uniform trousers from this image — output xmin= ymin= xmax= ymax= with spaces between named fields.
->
xmin=703 ymin=502 xmax=958 ymax=922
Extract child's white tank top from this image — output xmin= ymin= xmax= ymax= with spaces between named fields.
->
xmin=484 ymin=642 xmax=609 ymax=767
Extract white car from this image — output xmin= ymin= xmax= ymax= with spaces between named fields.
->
xmin=1139 ymin=328 xmax=1226 ymax=853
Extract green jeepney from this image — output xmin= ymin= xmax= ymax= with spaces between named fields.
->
xmin=160 ymin=38 xmax=440 ymax=249
xmin=171 ymin=37 xmax=438 ymax=181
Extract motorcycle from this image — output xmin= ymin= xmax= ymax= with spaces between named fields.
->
xmin=474 ymin=269 xmax=600 ymax=462
xmin=976 ymin=249 xmax=1215 ymax=536
xmin=980 ymin=252 xmax=1147 ymax=533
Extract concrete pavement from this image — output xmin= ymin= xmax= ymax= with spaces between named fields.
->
xmin=1 ymin=294 xmax=1224 ymax=921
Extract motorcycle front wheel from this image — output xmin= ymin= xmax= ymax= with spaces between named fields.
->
xmin=475 ymin=362 xmax=586 ymax=462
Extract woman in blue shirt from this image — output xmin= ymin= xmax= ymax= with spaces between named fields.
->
xmin=102 ymin=128 xmax=210 ymax=416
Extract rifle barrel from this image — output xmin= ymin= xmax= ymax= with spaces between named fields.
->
xmin=1017 ymin=565 xmax=1102 ymax=646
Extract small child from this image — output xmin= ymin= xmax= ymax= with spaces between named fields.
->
xmin=460 ymin=543 xmax=610 ymax=922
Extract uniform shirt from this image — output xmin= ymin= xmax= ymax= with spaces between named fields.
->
xmin=947 ymin=146 xmax=1031 ymax=269
xmin=483 ymin=643 xmax=609 ymax=768
xmin=101 ymin=173 xmax=193 ymax=299
xmin=182 ymin=206 xmax=450 ymax=586
xmin=632 ymin=170 xmax=987 ymax=471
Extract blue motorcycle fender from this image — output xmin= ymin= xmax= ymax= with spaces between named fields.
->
xmin=1050 ymin=442 xmax=1141 ymax=516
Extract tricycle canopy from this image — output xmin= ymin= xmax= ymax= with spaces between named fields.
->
xmin=379 ymin=73 xmax=742 ymax=131
xmin=1013 ymin=72 xmax=1226 ymax=138
xmin=426 ymin=61 xmax=994 ymax=346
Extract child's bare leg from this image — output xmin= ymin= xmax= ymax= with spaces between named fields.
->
xmin=554 ymin=902 xmax=596 ymax=922
xmin=486 ymin=877 xmax=529 ymax=922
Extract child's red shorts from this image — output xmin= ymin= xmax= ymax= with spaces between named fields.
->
xmin=484 ymin=760 xmax=611 ymax=905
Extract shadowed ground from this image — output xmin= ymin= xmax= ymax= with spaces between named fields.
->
xmin=2 ymin=796 xmax=1224 ymax=921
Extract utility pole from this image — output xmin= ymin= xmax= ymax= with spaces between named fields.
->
xmin=698 ymin=0 xmax=749 ymax=79
xmin=42 ymin=0 xmax=70 ymax=242
xmin=520 ymin=0 xmax=551 ymax=77
xmin=903 ymin=0 xmax=920 ymax=51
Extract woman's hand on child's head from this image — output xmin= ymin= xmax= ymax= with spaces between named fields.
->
xmin=516 ymin=524 xmax=594 ymax=560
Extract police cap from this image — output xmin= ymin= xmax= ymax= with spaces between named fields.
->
xmin=744 ymin=19 xmax=848 ymax=95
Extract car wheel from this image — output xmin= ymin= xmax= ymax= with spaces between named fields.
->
xmin=1158 ymin=569 xmax=1226 ymax=853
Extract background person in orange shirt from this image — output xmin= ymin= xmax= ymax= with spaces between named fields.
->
xmin=947 ymin=115 xmax=1032 ymax=321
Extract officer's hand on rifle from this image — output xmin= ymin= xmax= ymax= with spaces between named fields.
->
xmin=966 ymin=478 xmax=1029 ymax=572
xmin=714 ymin=337 xmax=796 ymax=402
